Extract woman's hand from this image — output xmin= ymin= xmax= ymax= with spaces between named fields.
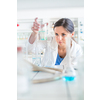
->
xmin=31 ymin=17 xmax=40 ymax=34
xmin=29 ymin=17 xmax=48 ymax=44
xmin=31 ymin=17 xmax=45 ymax=34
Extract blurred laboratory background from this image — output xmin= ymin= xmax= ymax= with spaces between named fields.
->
xmin=17 ymin=0 xmax=84 ymax=51
xmin=17 ymin=0 xmax=84 ymax=100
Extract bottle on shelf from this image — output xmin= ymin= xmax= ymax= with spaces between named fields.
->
xmin=51 ymin=22 xmax=54 ymax=31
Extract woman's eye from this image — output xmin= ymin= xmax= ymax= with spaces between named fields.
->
xmin=62 ymin=33 xmax=66 ymax=36
xmin=55 ymin=33 xmax=58 ymax=36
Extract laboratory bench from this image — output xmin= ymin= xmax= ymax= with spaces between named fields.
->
xmin=18 ymin=55 xmax=84 ymax=100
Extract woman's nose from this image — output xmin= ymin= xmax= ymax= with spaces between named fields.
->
xmin=58 ymin=36 xmax=62 ymax=40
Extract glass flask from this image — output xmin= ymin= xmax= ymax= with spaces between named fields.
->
xmin=38 ymin=31 xmax=46 ymax=40
xmin=31 ymin=22 xmax=48 ymax=66
xmin=41 ymin=37 xmax=54 ymax=68
xmin=62 ymin=37 xmax=76 ymax=81
xmin=32 ymin=47 xmax=41 ymax=67
xmin=38 ymin=23 xmax=48 ymax=40
xmin=31 ymin=39 xmax=41 ymax=67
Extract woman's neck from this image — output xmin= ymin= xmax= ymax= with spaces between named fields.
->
xmin=58 ymin=45 xmax=66 ymax=51
xmin=58 ymin=40 xmax=72 ymax=51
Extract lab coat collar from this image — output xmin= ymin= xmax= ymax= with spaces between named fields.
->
xmin=60 ymin=39 xmax=76 ymax=66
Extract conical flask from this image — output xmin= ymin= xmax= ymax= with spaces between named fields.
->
xmin=62 ymin=36 xmax=76 ymax=81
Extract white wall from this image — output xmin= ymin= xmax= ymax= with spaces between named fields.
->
xmin=17 ymin=7 xmax=84 ymax=19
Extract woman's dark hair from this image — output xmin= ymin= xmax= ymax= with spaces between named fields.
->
xmin=54 ymin=18 xmax=74 ymax=33
xmin=54 ymin=18 xmax=77 ymax=43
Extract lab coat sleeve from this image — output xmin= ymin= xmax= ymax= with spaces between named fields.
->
xmin=71 ymin=44 xmax=83 ymax=66
xmin=26 ymin=38 xmax=47 ymax=53
xmin=75 ymin=45 xmax=83 ymax=59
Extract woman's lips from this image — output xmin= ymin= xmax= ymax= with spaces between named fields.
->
xmin=59 ymin=42 xmax=62 ymax=44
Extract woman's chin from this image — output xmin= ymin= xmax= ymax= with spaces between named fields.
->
xmin=58 ymin=43 xmax=63 ymax=46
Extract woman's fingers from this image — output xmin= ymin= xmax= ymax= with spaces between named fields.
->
xmin=41 ymin=24 xmax=44 ymax=28
xmin=32 ymin=18 xmax=48 ymax=33
xmin=35 ymin=17 xmax=38 ymax=23
xmin=41 ymin=23 xmax=48 ymax=28
xmin=33 ymin=26 xmax=40 ymax=30
xmin=34 ymin=17 xmax=40 ymax=26
xmin=33 ymin=22 xmax=40 ymax=27
xmin=33 ymin=24 xmax=40 ymax=30
xmin=31 ymin=27 xmax=39 ymax=31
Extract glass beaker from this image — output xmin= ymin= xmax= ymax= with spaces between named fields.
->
xmin=38 ymin=31 xmax=46 ymax=40
xmin=32 ymin=43 xmax=41 ymax=67
xmin=38 ymin=22 xmax=48 ymax=40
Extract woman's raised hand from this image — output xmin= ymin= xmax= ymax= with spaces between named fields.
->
xmin=29 ymin=17 xmax=47 ymax=44
xmin=31 ymin=17 xmax=40 ymax=34
xmin=31 ymin=17 xmax=45 ymax=34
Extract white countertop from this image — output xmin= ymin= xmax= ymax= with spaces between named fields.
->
xmin=18 ymin=55 xmax=84 ymax=100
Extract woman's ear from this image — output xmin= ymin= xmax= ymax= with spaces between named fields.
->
xmin=71 ymin=32 xmax=75 ymax=37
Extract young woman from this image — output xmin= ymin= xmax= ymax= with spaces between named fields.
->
xmin=28 ymin=18 xmax=82 ymax=67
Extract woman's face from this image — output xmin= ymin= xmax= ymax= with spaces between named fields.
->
xmin=54 ymin=26 xmax=71 ymax=47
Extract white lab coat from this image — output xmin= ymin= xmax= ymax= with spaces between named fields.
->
xmin=27 ymin=36 xmax=83 ymax=67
